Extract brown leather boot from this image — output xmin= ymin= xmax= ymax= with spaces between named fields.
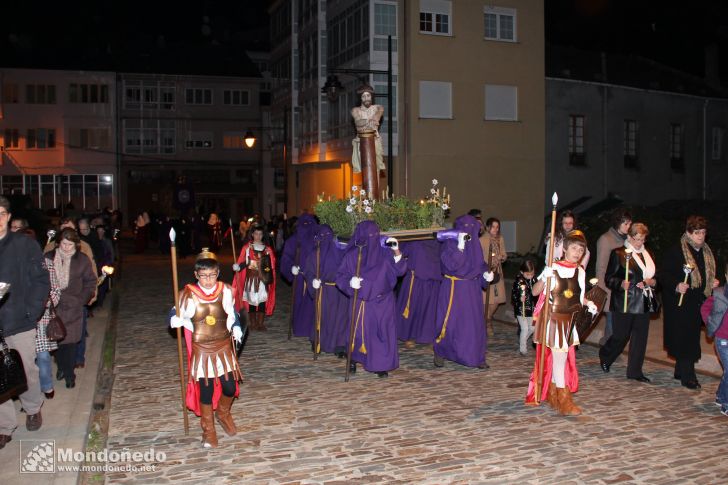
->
xmin=200 ymin=404 xmax=218 ymax=448
xmin=257 ymin=312 xmax=267 ymax=332
xmin=556 ymin=387 xmax=582 ymax=416
xmin=545 ymin=383 xmax=559 ymax=410
xmin=215 ymin=395 xmax=237 ymax=437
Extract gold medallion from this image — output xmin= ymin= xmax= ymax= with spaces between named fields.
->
xmin=563 ymin=289 xmax=574 ymax=299
xmin=205 ymin=315 xmax=216 ymax=326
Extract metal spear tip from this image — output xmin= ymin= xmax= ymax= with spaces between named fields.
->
xmin=101 ymin=265 xmax=114 ymax=275
xmin=169 ymin=228 xmax=176 ymax=242
xmin=589 ymin=277 xmax=599 ymax=286
xmin=552 ymin=192 xmax=558 ymax=206
xmin=47 ymin=229 xmax=57 ymax=238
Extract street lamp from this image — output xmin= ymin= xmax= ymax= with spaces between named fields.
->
xmin=321 ymin=35 xmax=394 ymax=197
xmin=244 ymin=130 xmax=256 ymax=148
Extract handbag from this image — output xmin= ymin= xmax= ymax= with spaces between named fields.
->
xmin=643 ymin=288 xmax=661 ymax=315
xmin=0 ymin=329 xmax=29 ymax=404
xmin=46 ymin=305 xmax=67 ymax=341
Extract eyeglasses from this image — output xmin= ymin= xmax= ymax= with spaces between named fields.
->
xmin=196 ymin=272 xmax=219 ymax=280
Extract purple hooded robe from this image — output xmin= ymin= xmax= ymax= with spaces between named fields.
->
xmin=396 ymin=240 xmax=442 ymax=344
xmin=280 ymin=214 xmax=318 ymax=337
xmin=303 ymin=225 xmax=349 ymax=353
xmin=336 ymin=221 xmax=407 ymax=372
xmin=433 ymin=214 xmax=490 ymax=368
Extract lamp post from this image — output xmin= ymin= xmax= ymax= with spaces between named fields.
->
xmin=321 ymin=35 xmax=394 ymax=197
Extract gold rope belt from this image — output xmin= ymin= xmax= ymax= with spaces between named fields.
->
xmin=402 ymin=270 xmax=415 ymax=318
xmin=435 ymin=275 xmax=463 ymax=343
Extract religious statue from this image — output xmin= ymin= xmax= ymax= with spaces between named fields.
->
xmin=351 ymin=84 xmax=386 ymax=199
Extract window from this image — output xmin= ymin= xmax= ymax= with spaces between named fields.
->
xmin=68 ymin=128 xmax=110 ymax=149
xmin=27 ymin=128 xmax=56 ymax=149
xmin=69 ymin=83 xmax=110 ymax=103
xmin=123 ymin=120 xmax=175 ymax=154
xmin=712 ymin=127 xmax=724 ymax=161
xmin=484 ymin=84 xmax=518 ymax=121
xmin=374 ymin=3 xmax=397 ymax=51
xmin=670 ymin=123 xmax=684 ymax=171
xmin=568 ymin=115 xmax=586 ymax=166
xmin=484 ymin=6 xmax=516 ymax=41
xmin=2 ymin=84 xmax=19 ymax=103
xmin=185 ymin=131 xmax=214 ymax=149
xmin=223 ymin=132 xmax=246 ymax=149
xmin=3 ymin=129 xmax=20 ymax=149
xmin=123 ymin=81 xmax=175 ymax=109
xmin=222 ymin=89 xmax=249 ymax=106
xmin=419 ymin=0 xmax=451 ymax=35
xmin=185 ymin=88 xmax=213 ymax=105
xmin=623 ymin=119 xmax=639 ymax=168
xmin=25 ymin=84 xmax=56 ymax=104
xmin=419 ymin=81 xmax=452 ymax=119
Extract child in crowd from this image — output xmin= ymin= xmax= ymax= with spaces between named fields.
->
xmin=170 ymin=249 xmax=244 ymax=448
xmin=512 ymin=259 xmax=537 ymax=356
xmin=701 ymin=262 xmax=728 ymax=417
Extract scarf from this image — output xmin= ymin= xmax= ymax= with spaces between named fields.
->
xmin=54 ymin=249 xmax=73 ymax=290
xmin=680 ymin=233 xmax=716 ymax=297
xmin=624 ymin=241 xmax=655 ymax=279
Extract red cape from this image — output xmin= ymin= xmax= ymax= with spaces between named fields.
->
xmin=232 ymin=242 xmax=277 ymax=316
xmin=524 ymin=344 xmax=579 ymax=404
xmin=181 ymin=283 xmax=240 ymax=416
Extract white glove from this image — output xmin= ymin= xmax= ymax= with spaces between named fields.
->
xmin=540 ymin=266 xmax=554 ymax=280
xmin=291 ymin=265 xmax=300 ymax=275
xmin=232 ymin=326 xmax=243 ymax=343
xmin=312 ymin=278 xmax=322 ymax=289
xmin=483 ymin=271 xmax=495 ymax=282
xmin=232 ymin=263 xmax=241 ymax=272
xmin=349 ymin=276 xmax=363 ymax=289
xmin=586 ymin=300 xmax=598 ymax=316
xmin=385 ymin=237 xmax=399 ymax=251
xmin=170 ymin=315 xmax=193 ymax=331
xmin=457 ymin=233 xmax=467 ymax=250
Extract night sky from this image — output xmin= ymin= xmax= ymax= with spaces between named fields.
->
xmin=1 ymin=0 xmax=726 ymax=83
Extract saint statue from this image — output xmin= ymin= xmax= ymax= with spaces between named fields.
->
xmin=351 ymin=84 xmax=386 ymax=199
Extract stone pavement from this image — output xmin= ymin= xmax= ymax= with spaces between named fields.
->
xmin=105 ymin=252 xmax=727 ymax=484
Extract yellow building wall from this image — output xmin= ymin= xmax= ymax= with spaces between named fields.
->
xmin=402 ymin=0 xmax=545 ymax=253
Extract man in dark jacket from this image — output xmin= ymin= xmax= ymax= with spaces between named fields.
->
xmin=0 ymin=196 xmax=50 ymax=448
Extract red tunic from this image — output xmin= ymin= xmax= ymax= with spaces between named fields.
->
xmin=232 ymin=242 xmax=277 ymax=316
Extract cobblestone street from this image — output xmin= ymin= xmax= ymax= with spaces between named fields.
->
xmin=105 ymin=252 xmax=727 ymax=484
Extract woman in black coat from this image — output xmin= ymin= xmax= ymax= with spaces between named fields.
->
xmin=599 ymin=223 xmax=656 ymax=382
xmin=50 ymin=228 xmax=97 ymax=388
xmin=659 ymin=216 xmax=719 ymax=389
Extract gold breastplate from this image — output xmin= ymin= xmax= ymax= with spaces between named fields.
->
xmin=550 ymin=269 xmax=581 ymax=314
xmin=182 ymin=286 xmax=231 ymax=343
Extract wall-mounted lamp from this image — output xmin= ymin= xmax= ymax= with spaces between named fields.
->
xmin=244 ymin=130 xmax=256 ymax=148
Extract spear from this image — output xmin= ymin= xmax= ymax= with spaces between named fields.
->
xmin=313 ymin=241 xmax=322 ymax=360
xmin=229 ymin=218 xmax=237 ymax=260
xmin=345 ymin=244 xmax=364 ymax=382
xmin=535 ymin=192 xmax=558 ymax=404
xmin=169 ymin=228 xmax=189 ymax=435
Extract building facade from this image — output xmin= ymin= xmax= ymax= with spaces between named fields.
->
xmin=546 ymin=77 xmax=728 ymax=208
xmin=117 ymin=73 xmax=264 ymax=221
xmin=270 ymin=0 xmax=545 ymax=253
xmin=0 ymin=68 xmax=117 ymax=212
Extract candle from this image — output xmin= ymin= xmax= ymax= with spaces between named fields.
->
xmin=520 ymin=284 xmax=526 ymax=318
xmin=678 ymin=264 xmax=693 ymax=307
xmin=624 ymin=248 xmax=632 ymax=312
